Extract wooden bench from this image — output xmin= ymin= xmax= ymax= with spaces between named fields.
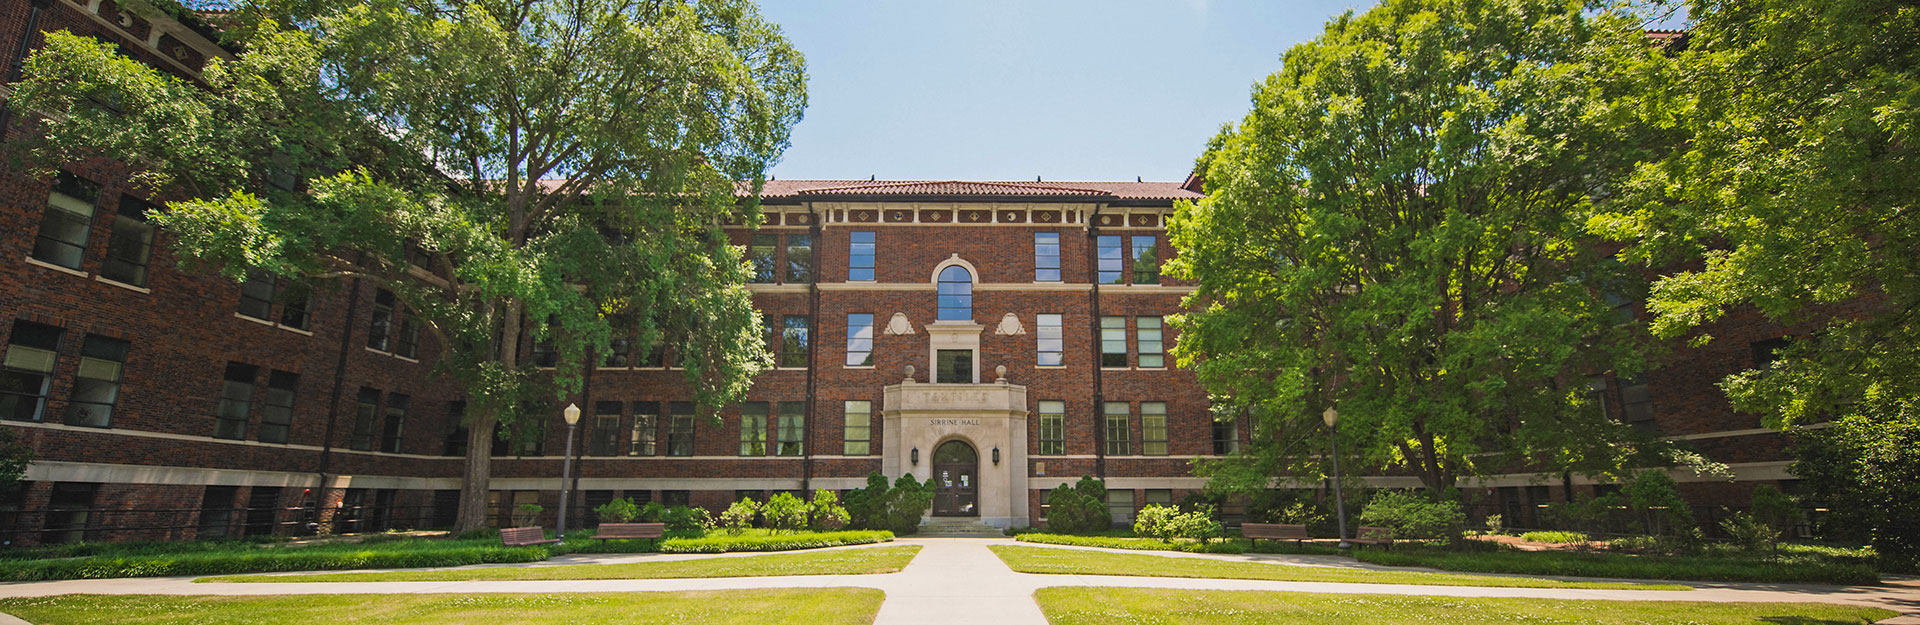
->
xmin=1241 ymin=523 xmax=1311 ymax=547
xmin=592 ymin=522 xmax=666 ymax=543
xmin=1347 ymin=525 xmax=1394 ymax=549
xmin=500 ymin=526 xmax=560 ymax=547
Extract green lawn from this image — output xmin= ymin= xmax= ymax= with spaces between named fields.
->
xmin=201 ymin=544 xmax=920 ymax=582
xmin=1033 ymin=588 xmax=1896 ymax=625
xmin=0 ymin=590 xmax=885 ymax=625
xmin=990 ymin=545 xmax=1685 ymax=590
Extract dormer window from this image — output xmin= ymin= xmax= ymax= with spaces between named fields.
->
xmin=937 ymin=265 xmax=972 ymax=321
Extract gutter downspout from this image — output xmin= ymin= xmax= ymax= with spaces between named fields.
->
xmin=1088 ymin=204 xmax=1106 ymax=480
xmin=317 ymin=277 xmax=364 ymax=518
xmin=803 ymin=203 xmax=821 ymax=492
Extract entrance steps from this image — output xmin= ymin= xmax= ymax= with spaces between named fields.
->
xmin=914 ymin=517 xmax=1005 ymax=538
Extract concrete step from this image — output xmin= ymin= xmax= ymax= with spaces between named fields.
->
xmin=915 ymin=518 xmax=1005 ymax=537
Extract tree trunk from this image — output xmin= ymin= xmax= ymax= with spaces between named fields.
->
xmin=453 ymin=300 xmax=525 ymax=532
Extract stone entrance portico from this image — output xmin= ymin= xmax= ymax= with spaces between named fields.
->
xmin=881 ymin=376 xmax=1029 ymax=529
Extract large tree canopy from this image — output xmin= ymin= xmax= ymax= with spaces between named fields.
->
xmin=9 ymin=0 xmax=806 ymax=530
xmin=1169 ymin=0 xmax=1678 ymax=496
xmin=1591 ymin=0 xmax=1917 ymax=567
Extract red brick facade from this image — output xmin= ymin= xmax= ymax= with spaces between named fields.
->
xmin=0 ymin=1 xmax=1805 ymax=545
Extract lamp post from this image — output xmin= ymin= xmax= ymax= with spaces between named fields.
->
xmin=555 ymin=403 xmax=581 ymax=540
xmin=1323 ymin=406 xmax=1350 ymax=549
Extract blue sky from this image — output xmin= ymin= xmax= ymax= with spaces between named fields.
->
xmin=758 ymin=1 xmax=1376 ymax=182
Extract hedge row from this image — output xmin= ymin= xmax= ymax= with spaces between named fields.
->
xmin=0 ymin=542 xmax=551 ymax=582
xmin=660 ymin=530 xmax=894 ymax=554
xmin=1354 ymin=548 xmax=1881 ymax=585
xmin=1013 ymin=532 xmax=1247 ymax=554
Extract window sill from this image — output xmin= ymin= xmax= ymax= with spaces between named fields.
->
xmin=843 ymin=365 xmax=876 ymax=370
xmin=773 ymin=367 xmax=809 ymax=371
xmin=23 ymin=256 xmax=88 ymax=277
xmin=1135 ymin=367 xmax=1168 ymax=371
xmin=277 ymin=324 xmax=315 ymax=336
xmin=1034 ymin=365 xmax=1068 ymax=369
xmin=93 ymin=275 xmax=151 ymax=293
xmin=236 ymin=312 xmax=277 ymax=326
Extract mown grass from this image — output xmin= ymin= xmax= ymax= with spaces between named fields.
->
xmin=201 ymin=544 xmax=919 ymax=582
xmin=1032 ymin=588 xmax=1896 ymax=625
xmin=0 ymin=589 xmax=886 ymax=625
xmin=1356 ymin=545 xmax=1882 ymax=585
xmin=989 ymin=544 xmax=1684 ymax=590
xmin=1013 ymin=532 xmax=1343 ymax=556
xmin=658 ymin=529 xmax=894 ymax=553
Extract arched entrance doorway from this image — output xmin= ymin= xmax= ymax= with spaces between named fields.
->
xmin=931 ymin=440 xmax=978 ymax=516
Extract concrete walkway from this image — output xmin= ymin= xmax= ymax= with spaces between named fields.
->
xmin=1 ymin=538 xmax=1916 ymax=625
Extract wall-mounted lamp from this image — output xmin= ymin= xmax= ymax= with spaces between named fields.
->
xmin=992 ymin=446 xmax=1001 ymax=465
xmin=911 ymin=447 xmax=920 ymax=465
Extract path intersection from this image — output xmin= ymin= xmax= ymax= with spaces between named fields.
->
xmin=1 ymin=538 xmax=1915 ymax=625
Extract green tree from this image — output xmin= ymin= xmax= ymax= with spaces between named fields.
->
xmin=8 ymin=0 xmax=805 ymax=531
xmin=1790 ymin=413 xmax=1920 ymax=571
xmin=1169 ymin=0 xmax=1673 ymax=497
xmin=1591 ymin=0 xmax=1919 ymax=433
xmin=0 ymin=428 xmax=31 ymax=494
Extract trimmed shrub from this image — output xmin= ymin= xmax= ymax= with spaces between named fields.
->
xmin=660 ymin=505 xmax=714 ymax=533
xmin=659 ymin=529 xmax=894 ymax=554
xmin=844 ymin=473 xmax=892 ymax=530
xmin=720 ymin=498 xmax=760 ymax=534
xmin=1168 ymin=506 xmax=1224 ymax=542
xmin=762 ymin=492 xmax=810 ymax=532
xmin=1721 ymin=512 xmax=1782 ymax=553
xmin=886 ymin=474 xmax=935 ymax=535
xmin=1520 ymin=531 xmax=1589 ymax=544
xmin=808 ymin=489 xmax=851 ymax=531
xmin=1045 ymin=481 xmax=1110 ymax=534
xmin=594 ymin=497 xmax=640 ymax=524
xmin=1015 ymin=532 xmax=1248 ymax=554
xmin=1132 ymin=504 xmax=1180 ymax=540
xmin=1354 ymin=546 xmax=1878 ymax=585
xmin=1358 ymin=491 xmax=1466 ymax=541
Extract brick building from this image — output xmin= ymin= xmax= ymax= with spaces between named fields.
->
xmin=0 ymin=0 xmax=1806 ymax=546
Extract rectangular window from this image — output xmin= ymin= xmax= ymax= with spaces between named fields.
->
xmin=843 ymin=400 xmax=871 ymax=456
xmin=1100 ymin=317 xmax=1128 ymax=368
xmin=1585 ymin=375 xmax=1610 ymax=421
xmin=394 ymin=312 xmax=420 ymax=360
xmin=630 ymin=401 xmax=659 ymax=456
xmin=1131 ymin=236 xmax=1160 ymax=284
xmin=780 ymin=316 xmax=810 ymax=368
xmin=936 ymin=349 xmax=972 ymax=384
xmin=1619 ymin=377 xmax=1655 ymax=430
xmin=1104 ymin=402 xmax=1131 ymax=456
xmin=668 ymin=402 xmax=695 ymax=456
xmin=1036 ymin=314 xmax=1063 ymax=366
xmin=1141 ymin=402 xmax=1168 ymax=456
xmin=848 ymin=231 xmax=875 ymax=281
xmin=1212 ymin=414 xmax=1239 ymax=455
xmin=239 ymin=270 xmax=277 ymax=321
xmin=348 ymin=387 xmax=380 ymax=451
xmin=739 ymin=402 xmax=768 ymax=456
xmin=1137 ymin=316 xmax=1164 ymax=368
xmin=1107 ymin=489 xmax=1135 ymax=524
xmin=259 ymin=370 xmax=298 ymax=444
xmin=1038 ymin=400 xmax=1065 ymax=455
xmin=1034 ymin=232 xmax=1061 ymax=282
xmin=512 ymin=418 xmax=546 ymax=456
xmin=444 ymin=401 xmax=469 ymax=457
xmin=100 ymin=196 xmax=155 ymax=286
xmin=846 ymin=313 xmax=874 ymax=367
xmin=33 ymin=173 xmax=99 ymax=270
xmin=591 ymin=401 xmax=622 ymax=456
xmin=785 ymin=234 xmax=813 ymax=283
xmin=2 ymin=320 xmax=63 ymax=422
xmin=749 ymin=234 xmax=777 ymax=283
xmin=529 ymin=317 xmax=557 ymax=367
xmin=777 ymin=401 xmax=805 ymax=456
xmin=279 ymin=283 xmax=312 ymax=331
xmin=214 ymin=363 xmax=258 ymax=440
xmin=1096 ymin=235 xmax=1124 ymax=284
xmin=367 ymin=289 xmax=395 ymax=351
xmin=42 ymin=482 xmax=98 ymax=545
xmin=380 ymin=394 xmax=409 ymax=453
xmin=1145 ymin=489 xmax=1173 ymax=507
xmin=64 ymin=335 xmax=129 ymax=428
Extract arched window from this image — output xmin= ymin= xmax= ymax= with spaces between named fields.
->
xmin=936 ymin=265 xmax=973 ymax=321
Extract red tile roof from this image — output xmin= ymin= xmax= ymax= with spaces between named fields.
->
xmin=749 ymin=179 xmax=1202 ymax=201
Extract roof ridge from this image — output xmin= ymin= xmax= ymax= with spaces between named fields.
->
xmin=795 ymin=180 xmax=1112 ymax=195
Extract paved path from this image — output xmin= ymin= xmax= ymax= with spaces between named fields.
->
xmin=1 ymin=538 xmax=1916 ymax=625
